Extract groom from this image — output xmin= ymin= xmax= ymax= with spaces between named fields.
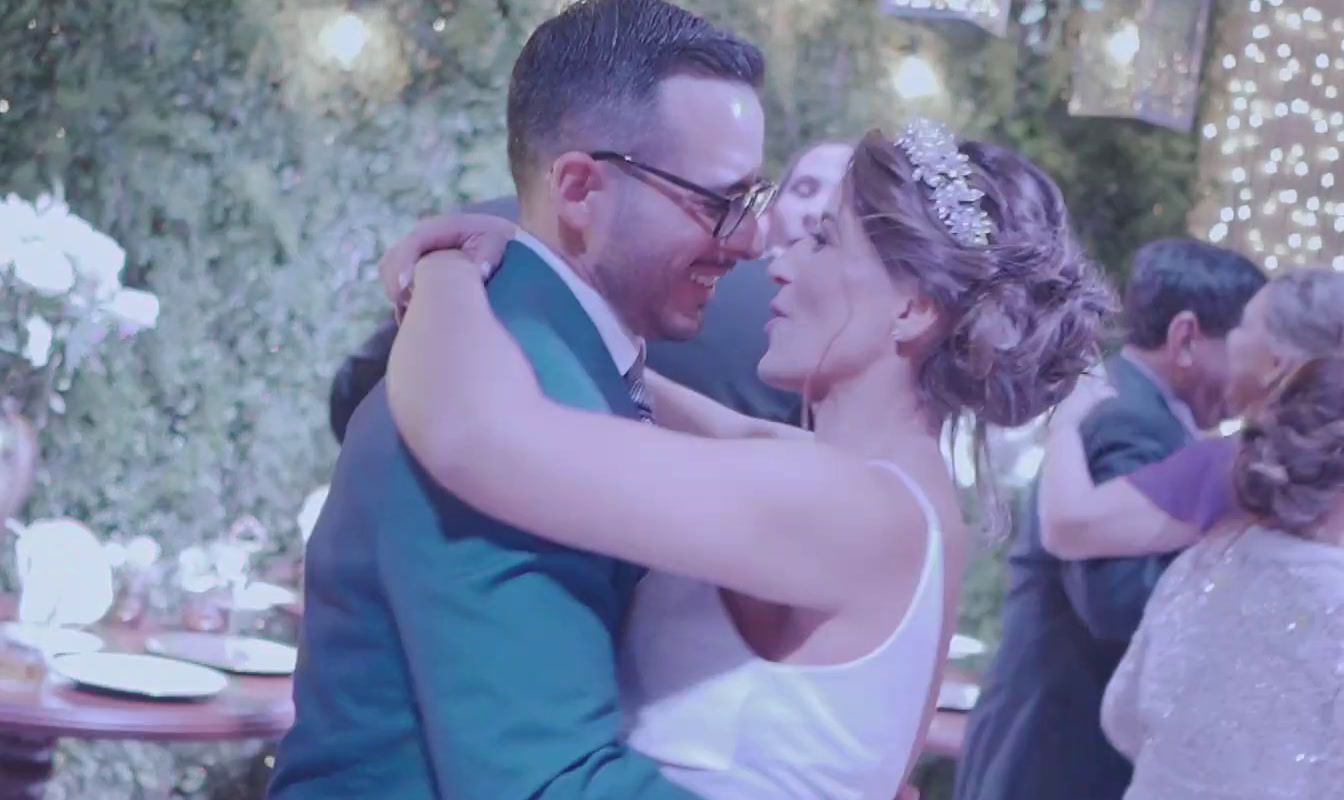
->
xmin=269 ymin=1 xmax=769 ymax=798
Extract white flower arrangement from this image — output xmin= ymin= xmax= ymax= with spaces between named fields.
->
xmin=0 ymin=189 xmax=161 ymax=422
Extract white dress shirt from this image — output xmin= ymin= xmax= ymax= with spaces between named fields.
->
xmin=513 ymin=230 xmax=642 ymax=375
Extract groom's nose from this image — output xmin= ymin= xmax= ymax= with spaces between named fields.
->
xmin=721 ymin=212 xmax=766 ymax=263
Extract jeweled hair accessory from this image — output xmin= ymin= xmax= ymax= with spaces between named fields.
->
xmin=895 ymin=118 xmax=994 ymax=248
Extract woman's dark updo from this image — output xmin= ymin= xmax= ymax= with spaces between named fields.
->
xmin=1235 ymin=356 xmax=1344 ymax=537
xmin=845 ymin=128 xmax=1116 ymax=428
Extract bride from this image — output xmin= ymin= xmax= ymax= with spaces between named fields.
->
xmin=383 ymin=122 xmax=1112 ymax=799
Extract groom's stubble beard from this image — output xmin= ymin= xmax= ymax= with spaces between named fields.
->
xmin=592 ymin=243 xmax=669 ymax=343
xmin=596 ymin=199 xmax=695 ymax=344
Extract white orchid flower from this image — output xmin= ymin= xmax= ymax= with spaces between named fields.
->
xmin=103 ymin=287 xmax=160 ymax=330
xmin=124 ymin=535 xmax=162 ymax=570
xmin=176 ymin=545 xmax=218 ymax=592
xmin=11 ymin=240 xmax=76 ymax=296
xmin=22 ymin=315 xmax=53 ymax=368
xmin=103 ymin=541 xmax=129 ymax=569
xmin=0 ymin=194 xmax=37 ymax=267
xmin=71 ymin=229 xmax=128 ymax=300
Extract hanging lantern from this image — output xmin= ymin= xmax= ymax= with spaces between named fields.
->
xmin=879 ymin=0 xmax=1012 ymax=37
xmin=1068 ymin=0 xmax=1214 ymax=132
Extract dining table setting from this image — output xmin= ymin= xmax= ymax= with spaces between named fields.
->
xmin=0 ymin=514 xmax=983 ymax=799
xmin=0 ymin=518 xmax=301 ymax=799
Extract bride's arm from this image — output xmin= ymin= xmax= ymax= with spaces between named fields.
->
xmin=1038 ymin=377 xmax=1199 ymax=559
xmin=387 ymin=252 xmax=910 ymax=611
xmin=645 ymin=370 xmax=809 ymax=441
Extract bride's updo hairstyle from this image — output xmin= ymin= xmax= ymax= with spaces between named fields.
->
xmin=1235 ymin=355 xmax=1344 ymax=538
xmin=845 ymin=127 xmax=1115 ymax=428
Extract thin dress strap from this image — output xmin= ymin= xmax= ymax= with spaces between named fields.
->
xmin=867 ymin=459 xmax=943 ymax=596
xmin=868 ymin=460 xmax=942 ymax=536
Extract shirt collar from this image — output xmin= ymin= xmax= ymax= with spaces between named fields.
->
xmin=1120 ymin=347 xmax=1201 ymax=436
xmin=512 ymin=230 xmax=642 ymax=375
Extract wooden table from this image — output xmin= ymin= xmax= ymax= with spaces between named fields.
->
xmin=0 ymin=597 xmax=293 ymax=798
xmin=922 ymin=664 xmax=976 ymax=761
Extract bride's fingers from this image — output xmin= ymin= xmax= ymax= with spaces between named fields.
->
xmin=379 ymin=237 xmax=420 ymax=305
xmin=393 ymin=283 xmax=413 ymax=325
xmin=381 ymin=216 xmax=513 ymax=303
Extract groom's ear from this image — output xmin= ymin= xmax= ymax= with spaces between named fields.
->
xmin=550 ymin=151 xmax=608 ymax=232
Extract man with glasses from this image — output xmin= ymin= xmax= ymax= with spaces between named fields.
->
xmin=327 ymin=173 xmax=799 ymax=443
xmin=273 ymin=2 xmax=771 ymax=798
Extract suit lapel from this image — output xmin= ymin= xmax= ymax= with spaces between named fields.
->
xmin=1105 ymin=355 xmax=1193 ymax=445
xmin=488 ymin=242 xmax=641 ymax=421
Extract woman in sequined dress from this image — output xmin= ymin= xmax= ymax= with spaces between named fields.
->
xmin=1098 ymin=354 xmax=1344 ymax=800
xmin=1038 ymin=268 xmax=1344 ymax=559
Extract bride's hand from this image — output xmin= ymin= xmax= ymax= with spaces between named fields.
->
xmin=1052 ymin=369 xmax=1116 ymax=428
xmin=379 ymin=213 xmax=516 ymax=320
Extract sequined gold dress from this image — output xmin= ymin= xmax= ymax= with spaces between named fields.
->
xmin=1102 ymin=524 xmax=1344 ymax=799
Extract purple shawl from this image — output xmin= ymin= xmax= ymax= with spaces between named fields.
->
xmin=1125 ymin=436 xmax=1242 ymax=532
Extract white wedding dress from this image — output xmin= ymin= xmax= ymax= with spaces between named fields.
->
xmin=618 ymin=461 xmax=945 ymax=799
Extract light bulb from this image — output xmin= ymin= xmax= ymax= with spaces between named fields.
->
xmin=891 ymin=56 xmax=943 ymax=100
xmin=318 ymin=12 xmax=369 ymax=70
xmin=1105 ymin=22 xmax=1142 ymax=65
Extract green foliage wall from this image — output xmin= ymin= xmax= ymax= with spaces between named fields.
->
xmin=0 ymin=1 xmax=1207 ymax=796
xmin=2 ymin=0 xmax=547 ymax=562
xmin=1 ymin=0 xmax=1204 ymax=563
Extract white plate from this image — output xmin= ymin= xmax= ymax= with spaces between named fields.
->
xmin=50 ymin=652 xmax=228 ymax=700
xmin=948 ymin=633 xmax=987 ymax=660
xmin=0 ymin=623 xmax=104 ymax=655
xmin=937 ymin=680 xmax=981 ymax=712
xmin=232 ymin=582 xmax=299 ymax=611
xmin=145 ymin=632 xmax=297 ymax=676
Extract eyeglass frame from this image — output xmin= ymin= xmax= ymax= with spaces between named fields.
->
xmin=589 ymin=151 xmax=778 ymax=240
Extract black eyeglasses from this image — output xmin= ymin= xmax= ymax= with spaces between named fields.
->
xmin=590 ymin=151 xmax=778 ymax=240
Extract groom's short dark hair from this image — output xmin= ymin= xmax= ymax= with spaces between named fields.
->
xmin=506 ymin=0 xmax=764 ymax=190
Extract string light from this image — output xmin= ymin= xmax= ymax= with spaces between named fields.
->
xmin=1069 ymin=1 xmax=1213 ymax=131
xmin=1191 ymin=3 xmax=1343 ymax=271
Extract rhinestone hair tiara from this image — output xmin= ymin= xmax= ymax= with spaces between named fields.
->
xmin=895 ymin=118 xmax=994 ymax=248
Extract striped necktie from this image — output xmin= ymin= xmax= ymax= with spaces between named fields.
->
xmin=623 ymin=346 xmax=655 ymax=424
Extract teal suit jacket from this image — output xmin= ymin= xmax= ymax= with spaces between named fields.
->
xmin=271 ymin=242 xmax=700 ymax=800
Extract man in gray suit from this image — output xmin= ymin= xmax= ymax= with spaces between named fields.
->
xmin=953 ymin=239 xmax=1265 ymax=800
xmin=329 ymin=198 xmax=799 ymax=441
